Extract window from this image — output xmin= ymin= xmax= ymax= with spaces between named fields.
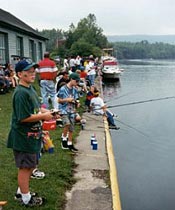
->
xmin=16 ymin=36 xmax=23 ymax=57
xmin=38 ymin=42 xmax=43 ymax=60
xmin=29 ymin=39 xmax=36 ymax=62
xmin=0 ymin=33 xmax=7 ymax=64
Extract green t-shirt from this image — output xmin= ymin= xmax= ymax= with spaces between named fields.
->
xmin=7 ymin=85 xmax=42 ymax=153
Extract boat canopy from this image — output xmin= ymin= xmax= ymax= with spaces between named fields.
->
xmin=103 ymin=61 xmax=118 ymax=65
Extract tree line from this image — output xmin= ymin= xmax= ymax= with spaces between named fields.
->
xmin=38 ymin=14 xmax=111 ymax=58
xmin=38 ymin=14 xmax=175 ymax=60
xmin=114 ymin=40 xmax=175 ymax=59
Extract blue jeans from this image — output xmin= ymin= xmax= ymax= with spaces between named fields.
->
xmin=88 ymin=74 xmax=96 ymax=86
xmin=40 ymin=80 xmax=57 ymax=109
xmin=106 ymin=110 xmax=115 ymax=126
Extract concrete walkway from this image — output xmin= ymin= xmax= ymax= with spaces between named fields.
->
xmin=65 ymin=113 xmax=112 ymax=210
xmin=65 ymin=76 xmax=114 ymax=210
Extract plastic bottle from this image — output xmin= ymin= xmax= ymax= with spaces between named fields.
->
xmin=81 ymin=119 xmax=86 ymax=130
xmin=91 ymin=135 xmax=96 ymax=145
xmin=92 ymin=139 xmax=98 ymax=150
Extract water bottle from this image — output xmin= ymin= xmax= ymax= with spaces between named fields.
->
xmin=91 ymin=135 xmax=96 ymax=145
xmin=48 ymin=147 xmax=54 ymax=153
xmin=81 ymin=119 xmax=86 ymax=130
xmin=92 ymin=139 xmax=98 ymax=150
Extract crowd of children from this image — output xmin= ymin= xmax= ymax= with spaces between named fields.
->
xmin=5 ymin=53 xmax=119 ymax=207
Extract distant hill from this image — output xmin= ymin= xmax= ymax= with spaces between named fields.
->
xmin=107 ymin=35 xmax=175 ymax=44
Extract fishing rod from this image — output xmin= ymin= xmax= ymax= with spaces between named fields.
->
xmin=108 ymin=96 xmax=175 ymax=108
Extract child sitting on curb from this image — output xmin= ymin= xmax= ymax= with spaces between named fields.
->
xmin=90 ymin=89 xmax=120 ymax=130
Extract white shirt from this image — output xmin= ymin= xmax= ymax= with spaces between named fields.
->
xmin=69 ymin=58 xmax=75 ymax=67
xmin=75 ymin=56 xmax=81 ymax=65
xmin=87 ymin=61 xmax=96 ymax=75
xmin=90 ymin=96 xmax=105 ymax=115
xmin=63 ymin=58 xmax=69 ymax=68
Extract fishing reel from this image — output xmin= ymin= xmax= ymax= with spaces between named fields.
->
xmin=71 ymin=99 xmax=80 ymax=108
xmin=50 ymin=109 xmax=60 ymax=117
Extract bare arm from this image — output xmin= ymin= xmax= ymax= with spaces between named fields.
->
xmin=21 ymin=112 xmax=53 ymax=123
xmin=58 ymin=97 xmax=74 ymax=104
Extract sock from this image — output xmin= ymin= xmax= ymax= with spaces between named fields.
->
xmin=62 ymin=137 xmax=67 ymax=141
xmin=17 ymin=187 xmax=21 ymax=194
xmin=62 ymin=133 xmax=68 ymax=141
xmin=21 ymin=192 xmax=31 ymax=204
xmin=67 ymin=141 xmax=72 ymax=146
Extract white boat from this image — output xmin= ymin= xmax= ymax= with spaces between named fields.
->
xmin=101 ymin=58 xmax=121 ymax=80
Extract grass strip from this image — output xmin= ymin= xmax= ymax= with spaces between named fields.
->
xmin=0 ymin=82 xmax=84 ymax=210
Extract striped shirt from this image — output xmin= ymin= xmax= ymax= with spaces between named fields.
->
xmin=57 ymin=85 xmax=79 ymax=114
xmin=36 ymin=58 xmax=58 ymax=80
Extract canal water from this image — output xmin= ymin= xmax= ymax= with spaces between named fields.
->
xmin=103 ymin=60 xmax=175 ymax=210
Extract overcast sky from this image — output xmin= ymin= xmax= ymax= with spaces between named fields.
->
xmin=1 ymin=0 xmax=175 ymax=36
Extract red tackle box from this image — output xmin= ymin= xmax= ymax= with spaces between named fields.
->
xmin=42 ymin=120 xmax=56 ymax=131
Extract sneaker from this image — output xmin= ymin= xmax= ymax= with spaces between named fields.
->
xmin=61 ymin=140 xmax=69 ymax=150
xmin=14 ymin=192 xmax=38 ymax=201
xmin=109 ymin=125 xmax=120 ymax=130
xmin=56 ymin=119 xmax=63 ymax=127
xmin=68 ymin=144 xmax=78 ymax=153
xmin=21 ymin=196 xmax=45 ymax=207
xmin=31 ymin=168 xmax=45 ymax=179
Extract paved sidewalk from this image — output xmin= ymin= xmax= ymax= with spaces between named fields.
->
xmin=65 ymin=113 xmax=112 ymax=210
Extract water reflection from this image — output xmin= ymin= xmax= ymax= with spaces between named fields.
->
xmin=102 ymin=80 xmax=121 ymax=100
xmin=120 ymin=59 xmax=175 ymax=66
xmin=103 ymin=60 xmax=175 ymax=210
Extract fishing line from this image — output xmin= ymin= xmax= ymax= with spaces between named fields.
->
xmin=80 ymin=111 xmax=148 ymax=136
xmin=104 ymin=91 xmax=134 ymax=103
xmin=115 ymin=118 xmax=150 ymax=138
xmin=108 ymin=96 xmax=175 ymax=108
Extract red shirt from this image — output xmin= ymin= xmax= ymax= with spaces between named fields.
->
xmin=37 ymin=58 xmax=58 ymax=80
xmin=80 ymin=71 xmax=87 ymax=79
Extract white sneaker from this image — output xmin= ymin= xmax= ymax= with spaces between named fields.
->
xmin=31 ymin=169 xmax=45 ymax=179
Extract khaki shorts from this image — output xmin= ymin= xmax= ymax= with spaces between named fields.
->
xmin=13 ymin=150 xmax=38 ymax=169
xmin=61 ymin=113 xmax=75 ymax=132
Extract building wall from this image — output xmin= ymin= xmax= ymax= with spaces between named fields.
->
xmin=0 ymin=26 xmax=46 ymax=64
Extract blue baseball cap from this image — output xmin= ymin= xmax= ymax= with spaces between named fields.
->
xmin=15 ymin=59 xmax=39 ymax=73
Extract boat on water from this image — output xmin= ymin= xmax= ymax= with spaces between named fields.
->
xmin=101 ymin=57 xmax=122 ymax=80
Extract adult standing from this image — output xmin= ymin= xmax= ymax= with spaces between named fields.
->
xmin=86 ymin=58 xmax=96 ymax=86
xmin=36 ymin=52 xmax=58 ymax=109
xmin=75 ymin=55 xmax=82 ymax=70
xmin=63 ymin=56 xmax=69 ymax=71
xmin=69 ymin=56 xmax=76 ymax=72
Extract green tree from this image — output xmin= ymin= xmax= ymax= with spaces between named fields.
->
xmin=39 ymin=29 xmax=64 ymax=52
xmin=65 ymin=14 xmax=108 ymax=57
xmin=38 ymin=14 xmax=109 ymax=58
xmin=113 ymin=41 xmax=175 ymax=59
